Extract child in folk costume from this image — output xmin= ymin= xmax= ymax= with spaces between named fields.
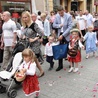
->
xmin=68 ymin=29 xmax=84 ymax=73
xmin=18 ymin=49 xmax=40 ymax=98
xmin=83 ymin=26 xmax=97 ymax=59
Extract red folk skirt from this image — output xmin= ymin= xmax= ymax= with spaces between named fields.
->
xmin=68 ymin=50 xmax=81 ymax=63
xmin=23 ymin=74 xmax=40 ymax=96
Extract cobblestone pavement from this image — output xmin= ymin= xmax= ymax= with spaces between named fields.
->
xmin=0 ymin=49 xmax=98 ymax=98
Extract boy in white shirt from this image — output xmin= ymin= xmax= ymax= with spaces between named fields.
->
xmin=45 ymin=36 xmax=54 ymax=71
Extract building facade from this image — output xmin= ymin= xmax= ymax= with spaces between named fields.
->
xmin=0 ymin=0 xmax=31 ymax=13
xmin=35 ymin=0 xmax=45 ymax=12
xmin=0 ymin=0 xmax=53 ymax=15
xmin=94 ymin=0 xmax=98 ymax=12
xmin=0 ymin=0 xmax=97 ymax=16
xmin=52 ymin=0 xmax=97 ymax=13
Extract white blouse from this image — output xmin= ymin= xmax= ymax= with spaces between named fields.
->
xmin=18 ymin=61 xmax=36 ymax=76
xmin=69 ymin=40 xmax=83 ymax=49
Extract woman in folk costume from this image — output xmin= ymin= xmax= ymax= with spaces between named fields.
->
xmin=18 ymin=49 xmax=40 ymax=98
xmin=68 ymin=29 xmax=84 ymax=73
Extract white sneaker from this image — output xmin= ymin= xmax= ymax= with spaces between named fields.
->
xmin=73 ymin=68 xmax=79 ymax=73
xmin=68 ymin=67 xmax=74 ymax=73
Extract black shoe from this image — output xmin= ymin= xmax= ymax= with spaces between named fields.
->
xmin=48 ymin=67 xmax=53 ymax=71
xmin=56 ymin=67 xmax=63 ymax=71
xmin=35 ymin=96 xmax=39 ymax=98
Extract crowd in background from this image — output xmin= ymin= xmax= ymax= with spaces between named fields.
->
xmin=0 ymin=5 xmax=98 ymax=97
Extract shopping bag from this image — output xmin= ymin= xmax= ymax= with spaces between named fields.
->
xmin=52 ymin=44 xmax=68 ymax=60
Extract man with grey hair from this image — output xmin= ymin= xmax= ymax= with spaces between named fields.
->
xmin=32 ymin=13 xmax=44 ymax=31
xmin=31 ymin=13 xmax=44 ymax=64
xmin=1 ymin=11 xmax=17 ymax=70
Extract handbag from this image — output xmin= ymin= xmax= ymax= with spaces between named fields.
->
xmin=52 ymin=44 xmax=68 ymax=60
xmin=14 ymin=61 xmax=32 ymax=82
xmin=42 ymin=36 xmax=48 ymax=45
xmin=68 ymin=47 xmax=78 ymax=58
xmin=14 ymin=71 xmax=26 ymax=82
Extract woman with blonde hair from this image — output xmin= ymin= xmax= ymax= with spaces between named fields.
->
xmin=21 ymin=11 xmax=44 ymax=77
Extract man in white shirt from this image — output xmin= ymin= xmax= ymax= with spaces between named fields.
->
xmin=85 ymin=10 xmax=93 ymax=29
xmin=76 ymin=10 xmax=86 ymax=36
xmin=1 ymin=11 xmax=17 ymax=70
xmin=32 ymin=13 xmax=44 ymax=31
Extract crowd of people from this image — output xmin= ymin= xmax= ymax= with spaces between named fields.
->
xmin=0 ymin=5 xmax=98 ymax=98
